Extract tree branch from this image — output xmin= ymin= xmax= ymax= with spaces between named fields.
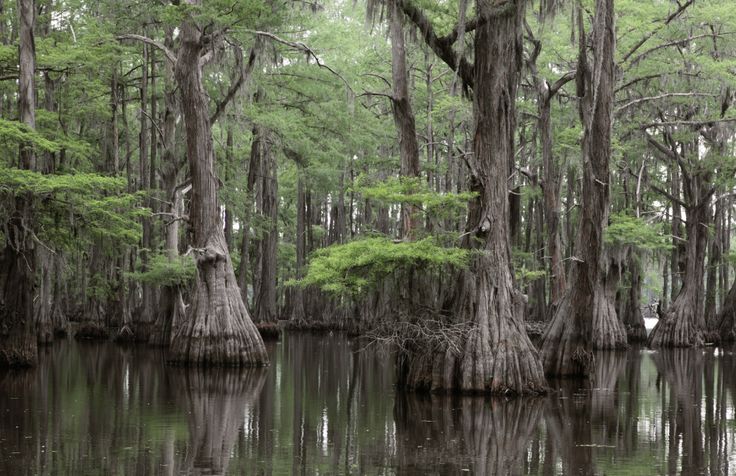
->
xmin=117 ymin=34 xmax=176 ymax=64
xmin=245 ymin=30 xmax=354 ymax=95
xmin=621 ymin=0 xmax=695 ymax=63
xmin=650 ymin=183 xmax=687 ymax=209
xmin=210 ymin=43 xmax=259 ymax=125
xmin=616 ymin=92 xmax=717 ymax=116
xmin=395 ymin=0 xmax=474 ymax=89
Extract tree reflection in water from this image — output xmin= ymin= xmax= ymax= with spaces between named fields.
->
xmin=171 ymin=367 xmax=266 ymax=475
xmin=6 ymin=336 xmax=736 ymax=474
xmin=394 ymin=394 xmax=543 ymax=474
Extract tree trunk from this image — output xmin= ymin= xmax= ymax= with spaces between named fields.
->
xmin=592 ymin=252 xmax=627 ymax=349
xmin=168 ymin=4 xmax=268 ymax=366
xmin=649 ymin=183 xmax=710 ymax=347
xmin=389 ymin=0 xmax=420 ymax=239
xmin=290 ymin=166 xmax=307 ymax=324
xmin=0 ymin=0 xmax=37 ymax=367
xmin=397 ymin=0 xmax=546 ymax=395
xmin=237 ymin=122 xmax=262 ymax=305
xmin=540 ymin=0 xmax=617 ymax=376
xmin=253 ymin=128 xmax=278 ymax=327
xmin=149 ymin=28 xmax=185 ymax=347
xmin=705 ymin=187 xmax=722 ymax=329
xmin=622 ymin=254 xmax=647 ymax=342
xmin=540 ymin=92 xmax=566 ymax=304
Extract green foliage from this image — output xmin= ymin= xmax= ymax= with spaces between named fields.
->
xmin=0 ymin=166 xmax=145 ymax=247
xmin=357 ymin=176 xmax=476 ymax=221
xmin=127 ymin=254 xmax=196 ymax=287
xmin=298 ymin=237 xmax=470 ymax=294
xmin=0 ymin=118 xmax=60 ymax=153
xmin=605 ymin=213 xmax=671 ymax=252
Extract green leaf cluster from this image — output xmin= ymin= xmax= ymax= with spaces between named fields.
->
xmin=604 ymin=213 xmax=671 ymax=251
xmin=298 ymin=237 xmax=470 ymax=294
xmin=126 ymin=254 xmax=196 ymax=287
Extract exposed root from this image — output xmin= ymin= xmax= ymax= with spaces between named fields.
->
xmin=113 ymin=325 xmax=136 ymax=343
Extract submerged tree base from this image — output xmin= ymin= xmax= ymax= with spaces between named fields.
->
xmin=256 ymin=323 xmax=282 ymax=340
xmin=648 ymin=295 xmax=704 ymax=348
xmin=36 ymin=322 xmax=53 ymax=345
xmin=539 ymin=292 xmax=594 ymax=377
xmin=74 ymin=323 xmax=110 ymax=341
xmin=592 ymin=291 xmax=627 ymax=350
xmin=396 ymin=265 xmax=547 ymax=396
xmin=168 ymin=236 xmax=268 ymax=367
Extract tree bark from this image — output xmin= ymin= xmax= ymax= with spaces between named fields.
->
xmin=397 ymin=0 xmax=546 ymax=395
xmin=540 ymin=0 xmax=617 ymax=376
xmin=0 ymin=0 xmax=38 ymax=366
xmin=290 ymin=165 xmax=307 ymax=324
xmin=649 ymin=179 xmax=710 ymax=347
xmin=149 ymin=28 xmax=185 ymax=347
xmin=253 ymin=128 xmax=278 ymax=327
xmin=389 ymin=0 xmax=421 ymax=239
xmin=167 ymin=2 xmax=268 ymax=366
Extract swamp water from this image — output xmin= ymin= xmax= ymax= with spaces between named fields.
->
xmin=1 ymin=332 xmax=736 ymax=475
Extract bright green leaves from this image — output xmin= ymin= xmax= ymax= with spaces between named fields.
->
xmin=356 ymin=176 xmax=476 ymax=224
xmin=297 ymin=237 xmax=469 ymax=295
xmin=0 ymin=166 xmax=146 ymax=249
xmin=605 ymin=212 xmax=671 ymax=252
xmin=126 ymin=254 xmax=196 ymax=287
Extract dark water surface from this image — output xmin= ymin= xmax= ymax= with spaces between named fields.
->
xmin=1 ymin=333 xmax=736 ymax=475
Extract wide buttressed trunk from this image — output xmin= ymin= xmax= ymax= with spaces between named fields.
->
xmin=539 ymin=0 xmax=616 ymax=376
xmin=167 ymin=8 xmax=267 ymax=366
xmin=649 ymin=197 xmax=709 ymax=347
xmin=592 ymin=252 xmax=628 ymax=349
xmin=397 ymin=0 xmax=546 ymax=395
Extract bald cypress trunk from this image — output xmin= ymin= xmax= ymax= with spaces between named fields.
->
xmin=540 ymin=0 xmax=617 ymax=376
xmin=649 ymin=178 xmax=710 ymax=347
xmin=167 ymin=2 xmax=268 ymax=366
xmin=0 ymin=0 xmax=37 ymax=366
xmin=397 ymin=0 xmax=546 ymax=395
xmin=389 ymin=0 xmax=420 ymax=239
xmin=253 ymin=129 xmax=278 ymax=327
xmin=290 ymin=166 xmax=307 ymax=324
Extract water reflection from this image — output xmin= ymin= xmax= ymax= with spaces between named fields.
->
xmin=3 ymin=336 xmax=736 ymax=475
xmin=394 ymin=395 xmax=543 ymax=474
